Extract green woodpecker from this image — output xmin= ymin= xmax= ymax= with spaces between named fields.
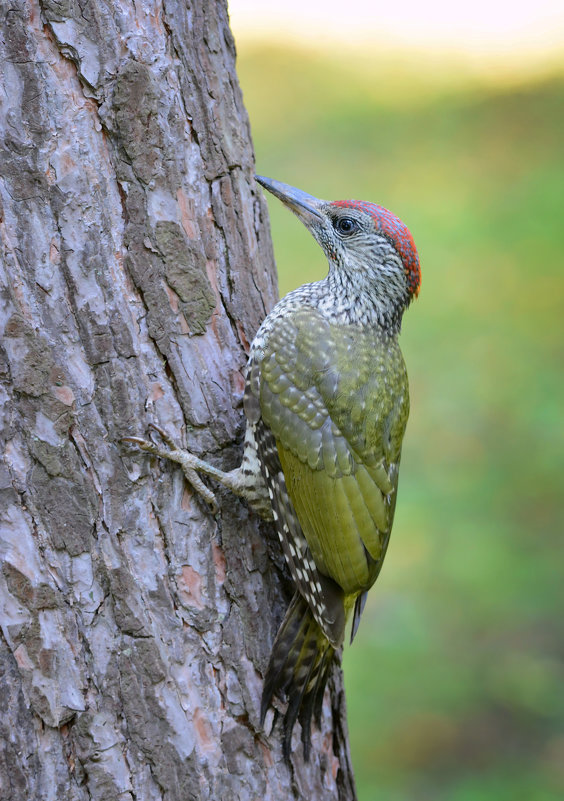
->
xmin=125 ymin=176 xmax=421 ymax=758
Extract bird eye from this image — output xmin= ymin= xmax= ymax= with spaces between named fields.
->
xmin=334 ymin=217 xmax=357 ymax=235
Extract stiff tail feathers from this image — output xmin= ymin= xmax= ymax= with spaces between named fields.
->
xmin=261 ymin=592 xmax=334 ymax=760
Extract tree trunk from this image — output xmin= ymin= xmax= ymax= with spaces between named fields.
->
xmin=0 ymin=1 xmax=357 ymax=799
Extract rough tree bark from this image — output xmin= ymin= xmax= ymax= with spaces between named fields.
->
xmin=0 ymin=1 xmax=357 ymax=799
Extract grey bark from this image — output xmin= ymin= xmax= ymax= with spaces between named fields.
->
xmin=0 ymin=1 xmax=357 ymax=799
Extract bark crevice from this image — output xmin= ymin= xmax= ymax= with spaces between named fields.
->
xmin=0 ymin=2 xmax=356 ymax=798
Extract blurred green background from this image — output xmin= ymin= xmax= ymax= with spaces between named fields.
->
xmin=236 ymin=44 xmax=564 ymax=801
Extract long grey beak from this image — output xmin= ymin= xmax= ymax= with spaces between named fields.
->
xmin=256 ymin=175 xmax=324 ymax=227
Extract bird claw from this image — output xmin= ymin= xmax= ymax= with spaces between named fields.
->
xmin=122 ymin=425 xmax=220 ymax=514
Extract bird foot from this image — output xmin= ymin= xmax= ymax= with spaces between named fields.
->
xmin=122 ymin=423 xmax=220 ymax=513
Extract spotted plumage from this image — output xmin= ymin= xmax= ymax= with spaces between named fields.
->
xmin=125 ymin=176 xmax=420 ymax=760
xmin=239 ymin=177 xmax=418 ymax=755
xmin=331 ymin=199 xmax=421 ymax=297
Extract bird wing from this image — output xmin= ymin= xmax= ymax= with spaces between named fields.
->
xmin=254 ymin=306 xmax=409 ymax=642
xmin=246 ymin=348 xmax=346 ymax=646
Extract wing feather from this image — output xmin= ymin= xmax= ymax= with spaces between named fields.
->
xmin=253 ymin=305 xmax=409 ymax=638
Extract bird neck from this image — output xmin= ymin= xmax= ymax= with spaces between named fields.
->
xmin=313 ymin=267 xmax=405 ymax=335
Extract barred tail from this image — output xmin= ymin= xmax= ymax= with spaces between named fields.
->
xmin=261 ymin=592 xmax=335 ymax=760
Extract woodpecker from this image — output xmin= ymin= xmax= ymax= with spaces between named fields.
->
xmin=125 ymin=176 xmax=421 ymax=758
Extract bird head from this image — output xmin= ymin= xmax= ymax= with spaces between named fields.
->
xmin=256 ymin=175 xmax=421 ymax=327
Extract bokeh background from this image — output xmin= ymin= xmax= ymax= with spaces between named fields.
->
xmin=228 ymin=2 xmax=564 ymax=798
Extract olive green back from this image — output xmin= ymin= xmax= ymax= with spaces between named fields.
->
xmin=260 ymin=307 xmax=409 ymax=596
